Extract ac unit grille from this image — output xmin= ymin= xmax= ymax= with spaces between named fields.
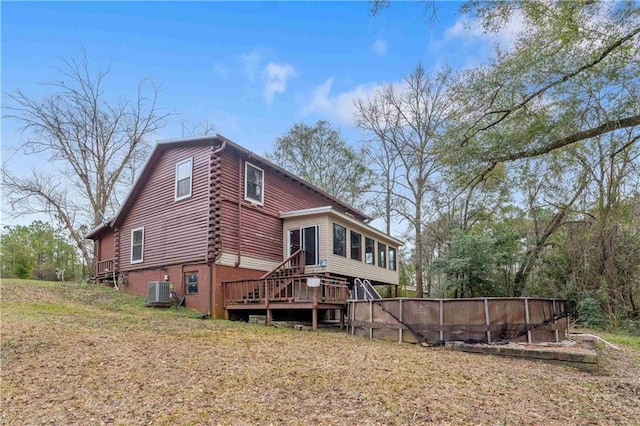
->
xmin=147 ymin=281 xmax=172 ymax=306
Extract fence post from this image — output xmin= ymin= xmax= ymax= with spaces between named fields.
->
xmin=439 ymin=300 xmax=444 ymax=341
xmin=484 ymin=298 xmax=491 ymax=343
xmin=553 ymin=299 xmax=559 ymax=342
xmin=399 ymin=299 xmax=403 ymax=343
xmin=524 ymin=298 xmax=532 ymax=344
xmin=350 ymin=301 xmax=355 ymax=335
xmin=369 ymin=300 xmax=373 ymax=340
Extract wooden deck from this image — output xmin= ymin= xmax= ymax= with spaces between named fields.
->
xmin=222 ymin=250 xmax=349 ymax=329
xmin=94 ymin=258 xmax=115 ymax=281
xmin=223 ymin=274 xmax=349 ymax=328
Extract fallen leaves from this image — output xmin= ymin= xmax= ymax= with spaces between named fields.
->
xmin=1 ymin=279 xmax=639 ymax=425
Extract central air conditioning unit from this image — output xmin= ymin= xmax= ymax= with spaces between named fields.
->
xmin=147 ymin=281 xmax=173 ymax=307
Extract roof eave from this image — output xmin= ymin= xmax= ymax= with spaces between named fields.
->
xmin=279 ymin=206 xmax=404 ymax=246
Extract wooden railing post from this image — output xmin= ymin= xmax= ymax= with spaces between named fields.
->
xmin=312 ymin=285 xmax=318 ymax=330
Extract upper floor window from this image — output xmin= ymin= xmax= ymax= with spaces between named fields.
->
xmin=131 ymin=227 xmax=144 ymax=264
xmin=378 ymin=242 xmax=387 ymax=268
xmin=365 ymin=237 xmax=375 ymax=265
xmin=350 ymin=231 xmax=362 ymax=261
xmin=333 ymin=224 xmax=346 ymax=256
xmin=245 ymin=162 xmax=264 ymax=205
xmin=175 ymin=158 xmax=193 ymax=201
xmin=389 ymin=247 xmax=397 ymax=271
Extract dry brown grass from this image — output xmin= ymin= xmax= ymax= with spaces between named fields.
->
xmin=1 ymin=279 xmax=639 ymax=425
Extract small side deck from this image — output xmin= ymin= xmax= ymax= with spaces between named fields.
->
xmin=94 ymin=258 xmax=116 ymax=282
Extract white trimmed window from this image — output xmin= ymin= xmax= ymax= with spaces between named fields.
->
xmin=244 ymin=162 xmax=264 ymax=205
xmin=131 ymin=227 xmax=144 ymax=264
xmin=175 ymin=158 xmax=193 ymax=201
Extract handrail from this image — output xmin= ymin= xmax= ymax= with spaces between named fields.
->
xmin=97 ymin=258 xmax=115 ymax=275
xmin=353 ymin=278 xmax=381 ymax=301
xmin=260 ymin=249 xmax=305 ymax=279
xmin=223 ymin=274 xmax=349 ymax=306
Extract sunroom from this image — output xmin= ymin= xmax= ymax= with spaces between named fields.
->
xmin=279 ymin=206 xmax=403 ymax=295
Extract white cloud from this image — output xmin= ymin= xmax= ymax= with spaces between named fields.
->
xmin=263 ymin=62 xmax=296 ymax=105
xmin=429 ymin=11 xmax=525 ymax=70
xmin=303 ymin=78 xmax=386 ymax=126
xmin=372 ymin=39 xmax=389 ymax=56
xmin=445 ymin=12 xmax=524 ymax=51
xmin=240 ymin=50 xmax=262 ymax=81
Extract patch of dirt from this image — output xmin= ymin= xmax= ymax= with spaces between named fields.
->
xmin=2 ymin=279 xmax=640 ymax=425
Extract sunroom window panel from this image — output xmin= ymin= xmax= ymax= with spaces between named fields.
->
xmin=333 ymin=224 xmax=346 ymax=256
xmin=389 ymin=247 xmax=397 ymax=271
xmin=378 ymin=243 xmax=387 ymax=268
xmin=365 ymin=237 xmax=375 ymax=265
xmin=350 ymin=231 xmax=362 ymax=261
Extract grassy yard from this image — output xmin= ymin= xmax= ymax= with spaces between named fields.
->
xmin=1 ymin=279 xmax=639 ymax=425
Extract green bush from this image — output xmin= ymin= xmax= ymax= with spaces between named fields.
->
xmin=577 ymin=296 xmax=607 ymax=328
xmin=13 ymin=257 xmax=33 ymax=279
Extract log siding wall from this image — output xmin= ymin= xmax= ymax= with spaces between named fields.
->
xmin=119 ymin=145 xmax=211 ymax=272
xmin=217 ymin=149 xmax=355 ymax=269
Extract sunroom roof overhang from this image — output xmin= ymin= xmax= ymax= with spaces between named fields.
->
xmin=279 ymin=206 xmax=404 ymax=247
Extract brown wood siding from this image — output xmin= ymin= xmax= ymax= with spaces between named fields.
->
xmin=119 ymin=145 xmax=210 ymax=271
xmin=97 ymin=230 xmax=115 ymax=260
xmin=219 ymin=149 xmax=351 ymax=265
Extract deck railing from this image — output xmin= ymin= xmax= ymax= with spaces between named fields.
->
xmin=97 ymin=258 xmax=115 ymax=277
xmin=223 ymin=274 xmax=349 ymax=306
xmin=260 ymin=249 xmax=305 ymax=279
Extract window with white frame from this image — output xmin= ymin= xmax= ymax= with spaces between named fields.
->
xmin=131 ymin=227 xmax=144 ymax=263
xmin=244 ymin=162 xmax=264 ymax=205
xmin=175 ymin=158 xmax=193 ymax=201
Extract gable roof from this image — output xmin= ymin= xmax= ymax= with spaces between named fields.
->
xmin=86 ymin=134 xmax=370 ymax=239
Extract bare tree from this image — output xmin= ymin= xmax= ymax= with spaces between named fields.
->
xmin=268 ymin=120 xmax=373 ymax=209
xmin=356 ymin=64 xmax=454 ymax=297
xmin=2 ymin=52 xmax=171 ymax=268
xmin=361 ymin=127 xmax=399 ymax=235
xmin=180 ymin=119 xmax=216 ymax=137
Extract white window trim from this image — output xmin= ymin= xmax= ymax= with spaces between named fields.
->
xmin=244 ymin=161 xmax=264 ymax=205
xmin=287 ymin=225 xmax=319 ymax=266
xmin=175 ymin=157 xmax=193 ymax=201
xmin=131 ymin=227 xmax=144 ymax=264
xmin=302 ymin=225 xmax=320 ymax=266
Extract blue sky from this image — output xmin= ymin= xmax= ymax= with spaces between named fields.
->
xmin=1 ymin=1 xmax=517 ymax=226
